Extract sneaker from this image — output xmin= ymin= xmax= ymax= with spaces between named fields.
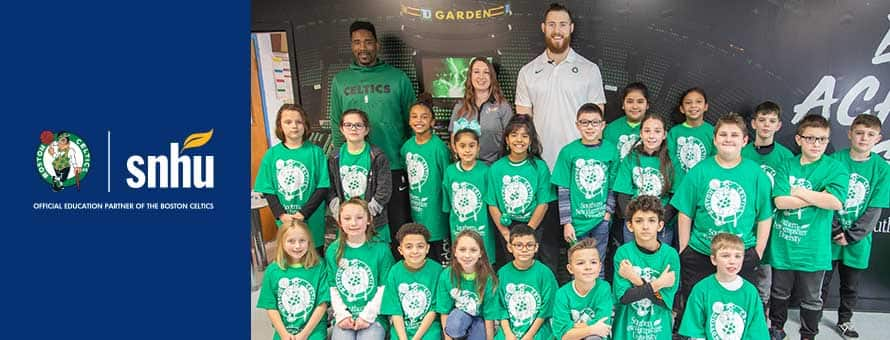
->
xmin=769 ymin=327 xmax=787 ymax=340
xmin=837 ymin=322 xmax=860 ymax=339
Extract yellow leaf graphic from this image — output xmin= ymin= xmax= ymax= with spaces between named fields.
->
xmin=180 ymin=129 xmax=214 ymax=152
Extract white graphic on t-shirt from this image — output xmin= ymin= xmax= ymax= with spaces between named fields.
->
xmin=398 ymin=282 xmax=432 ymax=330
xmin=502 ymin=175 xmax=533 ymax=218
xmin=760 ymin=164 xmax=777 ymax=188
xmin=340 ymin=165 xmax=368 ymax=199
xmin=277 ymin=277 xmax=315 ymax=324
xmin=452 ymin=182 xmax=483 ymax=222
xmin=619 ymin=134 xmax=640 ymax=159
xmin=784 ymin=176 xmax=813 ymax=219
xmin=632 ymin=167 xmax=664 ymax=196
xmin=841 ymin=173 xmax=870 ymax=220
xmin=630 ymin=266 xmax=660 ymax=317
xmin=575 ymin=158 xmax=608 ymax=199
xmin=406 ymin=152 xmax=429 ymax=192
xmin=705 ymin=179 xmax=747 ymax=227
xmin=505 ymin=283 xmax=541 ymax=328
xmin=571 ymin=308 xmax=596 ymax=323
xmin=709 ymin=301 xmax=747 ymax=340
xmin=276 ymin=159 xmax=310 ymax=201
xmin=450 ymin=288 xmax=480 ymax=316
xmin=677 ymin=136 xmax=707 ymax=171
xmin=336 ymin=258 xmax=374 ymax=303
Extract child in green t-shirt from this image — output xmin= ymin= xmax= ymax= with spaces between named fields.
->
xmin=614 ymin=113 xmax=677 ymax=245
xmin=739 ymin=101 xmax=794 ymax=309
xmin=552 ymin=103 xmax=619 ymax=272
xmin=679 ymin=233 xmax=769 ymax=340
xmin=552 ymin=238 xmax=612 ymax=340
xmin=254 ymin=104 xmax=330 ymax=252
xmin=613 ymin=195 xmax=679 ymax=340
xmin=603 ymin=82 xmax=648 ymax=160
xmin=401 ymin=99 xmax=451 ymax=263
xmin=667 ymin=87 xmax=716 ymax=186
xmin=767 ymin=115 xmax=848 ymax=340
xmin=257 ymin=220 xmax=330 ymax=340
xmin=327 ymin=198 xmax=396 ymax=339
xmin=820 ymin=114 xmax=890 ymax=339
xmin=495 ymin=224 xmax=558 ymax=340
xmin=437 ymin=230 xmax=501 ymax=340
xmin=443 ymin=129 xmax=495 ymax=263
xmin=381 ymin=223 xmax=444 ymax=340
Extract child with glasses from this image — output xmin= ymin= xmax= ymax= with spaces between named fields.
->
xmin=766 ymin=114 xmax=849 ymax=340
xmin=495 ymin=224 xmax=558 ymax=340
xmin=551 ymin=103 xmax=618 ymax=277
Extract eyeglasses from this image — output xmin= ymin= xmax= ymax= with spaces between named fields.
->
xmin=342 ymin=123 xmax=366 ymax=130
xmin=510 ymin=242 xmax=537 ymax=250
xmin=798 ymin=135 xmax=829 ymax=145
xmin=577 ymin=120 xmax=604 ymax=127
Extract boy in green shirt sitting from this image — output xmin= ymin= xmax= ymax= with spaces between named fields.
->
xmin=552 ymin=238 xmax=612 ymax=340
xmin=495 ymin=224 xmax=558 ymax=340
xmin=679 ymin=233 xmax=768 ymax=339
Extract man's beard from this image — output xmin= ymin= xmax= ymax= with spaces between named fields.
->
xmin=545 ymin=34 xmax=570 ymax=54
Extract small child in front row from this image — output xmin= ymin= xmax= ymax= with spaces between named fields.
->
xmin=437 ymin=229 xmax=501 ymax=340
xmin=766 ymin=114 xmax=848 ymax=340
xmin=551 ymin=103 xmax=618 ymax=271
xmin=443 ymin=128 xmax=496 ymax=264
xmin=679 ymin=233 xmax=768 ymax=340
xmin=402 ymin=97 xmax=451 ymax=263
xmin=551 ymin=238 xmax=613 ymax=340
xmin=820 ymin=114 xmax=890 ymax=339
xmin=327 ymin=198 xmax=396 ymax=339
xmin=612 ymin=195 xmax=679 ymax=340
xmin=381 ymin=223 xmax=444 ymax=340
xmin=257 ymin=221 xmax=330 ymax=340
xmin=496 ymin=224 xmax=558 ymax=340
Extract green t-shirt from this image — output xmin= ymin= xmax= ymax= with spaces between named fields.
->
xmin=829 ymin=150 xmax=890 ymax=269
xmin=495 ymin=261 xmax=558 ymax=340
xmin=766 ymin=155 xmax=849 ymax=271
xmin=338 ymin=143 xmax=371 ymax=200
xmin=612 ymin=242 xmax=680 ymax=340
xmin=435 ymin=267 xmax=502 ymax=319
xmin=551 ymin=279 xmax=613 ymax=340
xmin=484 ymin=157 xmax=555 ymax=223
xmin=613 ymin=151 xmax=671 ymax=204
xmin=740 ymin=142 xmax=794 ymax=188
xmin=325 ymin=239 xmax=395 ymax=326
xmin=254 ymin=142 xmax=331 ymax=247
xmin=401 ymin=136 xmax=450 ymax=241
xmin=442 ymin=161 xmax=495 ymax=263
xmin=603 ymin=116 xmax=641 ymax=159
xmin=551 ymin=139 xmax=620 ymax=235
xmin=257 ymin=263 xmax=331 ymax=340
xmin=381 ymin=260 xmax=443 ymax=340
xmin=667 ymin=122 xmax=715 ymax=186
xmin=670 ymin=157 xmax=773 ymax=255
xmin=678 ymin=275 xmax=769 ymax=340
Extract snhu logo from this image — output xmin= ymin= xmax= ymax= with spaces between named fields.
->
xmin=126 ymin=130 xmax=215 ymax=189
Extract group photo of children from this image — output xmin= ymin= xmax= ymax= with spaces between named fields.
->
xmin=251 ymin=4 xmax=889 ymax=340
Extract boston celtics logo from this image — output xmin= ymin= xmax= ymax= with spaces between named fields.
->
xmin=37 ymin=131 xmax=91 ymax=192
xmin=450 ymin=288 xmax=480 ymax=316
xmin=398 ymin=283 xmax=432 ymax=329
xmin=760 ymin=164 xmax=777 ymax=187
xmin=277 ymin=277 xmax=315 ymax=324
xmin=709 ymin=302 xmax=747 ymax=340
xmin=340 ymin=165 xmax=368 ymax=199
xmin=276 ymin=159 xmax=309 ymax=201
xmin=452 ymin=182 xmax=482 ymax=222
xmin=632 ymin=167 xmax=663 ymax=196
xmin=502 ymin=175 xmax=533 ymax=219
xmin=406 ymin=152 xmax=429 ymax=191
xmin=570 ymin=308 xmax=596 ymax=324
xmin=841 ymin=173 xmax=870 ymax=219
xmin=505 ymin=283 xmax=541 ymax=328
xmin=677 ymin=136 xmax=706 ymax=171
xmin=705 ymin=179 xmax=747 ymax=227
xmin=618 ymin=134 xmax=640 ymax=159
xmin=785 ymin=176 xmax=813 ymax=219
xmin=575 ymin=159 xmax=607 ymax=199
xmin=336 ymin=258 xmax=374 ymax=303
xmin=631 ymin=266 xmax=660 ymax=317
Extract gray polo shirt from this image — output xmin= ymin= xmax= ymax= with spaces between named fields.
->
xmin=450 ymin=97 xmax=514 ymax=165
xmin=515 ymin=48 xmax=606 ymax=169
